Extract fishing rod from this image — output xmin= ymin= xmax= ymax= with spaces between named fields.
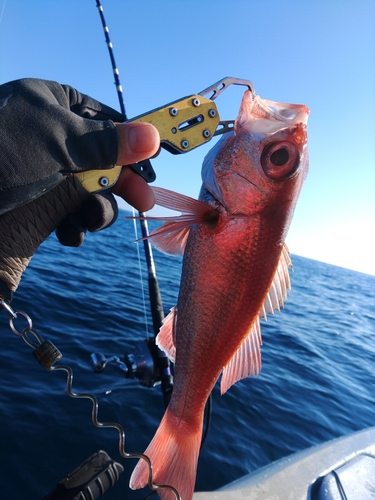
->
xmin=95 ymin=0 xmax=173 ymax=407
xmin=94 ymin=1 xmax=212 ymax=449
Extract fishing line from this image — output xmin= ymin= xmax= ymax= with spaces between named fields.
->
xmin=95 ymin=1 xmax=173 ymax=412
xmin=132 ymin=212 xmax=150 ymax=339
xmin=94 ymin=0 xmax=176 ymax=494
xmin=95 ymin=0 xmax=150 ymax=337
xmin=0 ymin=0 xmax=6 ymax=27
xmin=95 ymin=0 xmax=212 ymax=445
xmin=94 ymin=2 xmax=211 ymax=493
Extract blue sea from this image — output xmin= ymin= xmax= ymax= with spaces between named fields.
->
xmin=1 ymin=211 xmax=374 ymax=499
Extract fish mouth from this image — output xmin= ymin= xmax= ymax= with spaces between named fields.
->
xmin=236 ymin=91 xmax=309 ymax=136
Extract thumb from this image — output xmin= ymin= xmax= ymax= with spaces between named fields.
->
xmin=116 ymin=122 xmax=160 ymax=165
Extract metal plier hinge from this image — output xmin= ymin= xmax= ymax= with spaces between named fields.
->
xmin=75 ymin=77 xmax=254 ymax=192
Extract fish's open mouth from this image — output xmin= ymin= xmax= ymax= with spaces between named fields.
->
xmin=236 ymin=91 xmax=310 ymax=136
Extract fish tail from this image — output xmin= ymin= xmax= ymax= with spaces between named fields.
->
xmin=130 ymin=409 xmax=202 ymax=500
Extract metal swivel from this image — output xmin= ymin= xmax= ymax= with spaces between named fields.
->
xmin=22 ymin=329 xmax=62 ymax=369
xmin=33 ymin=340 xmax=63 ymax=369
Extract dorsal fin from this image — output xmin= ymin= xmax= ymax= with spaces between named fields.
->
xmin=260 ymin=244 xmax=292 ymax=319
xmin=221 ymin=245 xmax=293 ymax=394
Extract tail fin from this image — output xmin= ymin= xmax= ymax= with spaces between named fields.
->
xmin=130 ymin=409 xmax=202 ymax=500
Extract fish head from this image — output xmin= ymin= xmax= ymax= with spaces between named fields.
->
xmin=201 ymin=90 xmax=309 ymax=224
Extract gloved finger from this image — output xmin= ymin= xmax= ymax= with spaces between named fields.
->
xmin=112 ymin=166 xmax=155 ymax=212
xmin=55 ymin=212 xmax=87 ymax=247
xmin=82 ymin=192 xmax=118 ymax=232
xmin=55 ymin=192 xmax=118 ymax=247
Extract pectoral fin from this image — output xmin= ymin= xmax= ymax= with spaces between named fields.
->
xmin=126 ymin=187 xmax=219 ymax=255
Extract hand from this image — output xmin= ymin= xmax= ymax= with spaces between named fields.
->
xmin=55 ymin=121 xmax=160 ymax=246
xmin=0 ymin=79 xmax=160 ymax=301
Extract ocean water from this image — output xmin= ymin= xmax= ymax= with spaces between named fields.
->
xmin=0 ymin=211 xmax=374 ymax=499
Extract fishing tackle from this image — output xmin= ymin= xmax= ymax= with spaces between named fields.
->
xmin=91 ymin=338 xmax=168 ymax=389
xmin=0 ymin=298 xmax=181 ymax=499
xmin=1 ymin=3 xmax=241 ymax=498
xmin=93 ymin=0 xmax=174 ymax=410
xmin=75 ymin=76 xmax=254 ymax=191
xmin=44 ymin=451 xmax=124 ymax=500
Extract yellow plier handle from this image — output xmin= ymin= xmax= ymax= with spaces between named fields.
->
xmin=75 ymin=77 xmax=253 ymax=193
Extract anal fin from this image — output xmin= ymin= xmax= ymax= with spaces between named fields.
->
xmin=221 ymin=316 xmax=262 ymax=395
xmin=156 ymin=307 xmax=177 ymax=362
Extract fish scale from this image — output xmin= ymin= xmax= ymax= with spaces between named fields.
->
xmin=130 ymin=90 xmax=309 ymax=500
xmin=178 ymin=229 xmax=259 ymax=364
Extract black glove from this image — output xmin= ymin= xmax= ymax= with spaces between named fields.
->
xmin=0 ymin=78 xmax=126 ymax=233
xmin=0 ymin=78 xmax=125 ymax=301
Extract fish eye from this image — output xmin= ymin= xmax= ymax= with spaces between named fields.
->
xmin=261 ymin=141 xmax=300 ymax=179
xmin=270 ymin=147 xmax=289 ymax=166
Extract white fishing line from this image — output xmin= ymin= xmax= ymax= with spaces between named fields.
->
xmin=132 ymin=207 xmax=150 ymax=339
xmin=0 ymin=0 xmax=6 ymax=26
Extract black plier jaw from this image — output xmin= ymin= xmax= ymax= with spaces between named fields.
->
xmin=75 ymin=77 xmax=253 ymax=191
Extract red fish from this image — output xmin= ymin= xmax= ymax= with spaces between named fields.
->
xmin=130 ymin=90 xmax=309 ymax=499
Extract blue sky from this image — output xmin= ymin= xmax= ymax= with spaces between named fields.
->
xmin=1 ymin=0 xmax=374 ymax=275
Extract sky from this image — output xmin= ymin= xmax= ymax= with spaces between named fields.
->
xmin=0 ymin=0 xmax=374 ymax=275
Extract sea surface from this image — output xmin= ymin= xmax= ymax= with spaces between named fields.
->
xmin=0 ymin=211 xmax=374 ymax=499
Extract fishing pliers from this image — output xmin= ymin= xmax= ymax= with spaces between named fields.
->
xmin=75 ymin=77 xmax=253 ymax=192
